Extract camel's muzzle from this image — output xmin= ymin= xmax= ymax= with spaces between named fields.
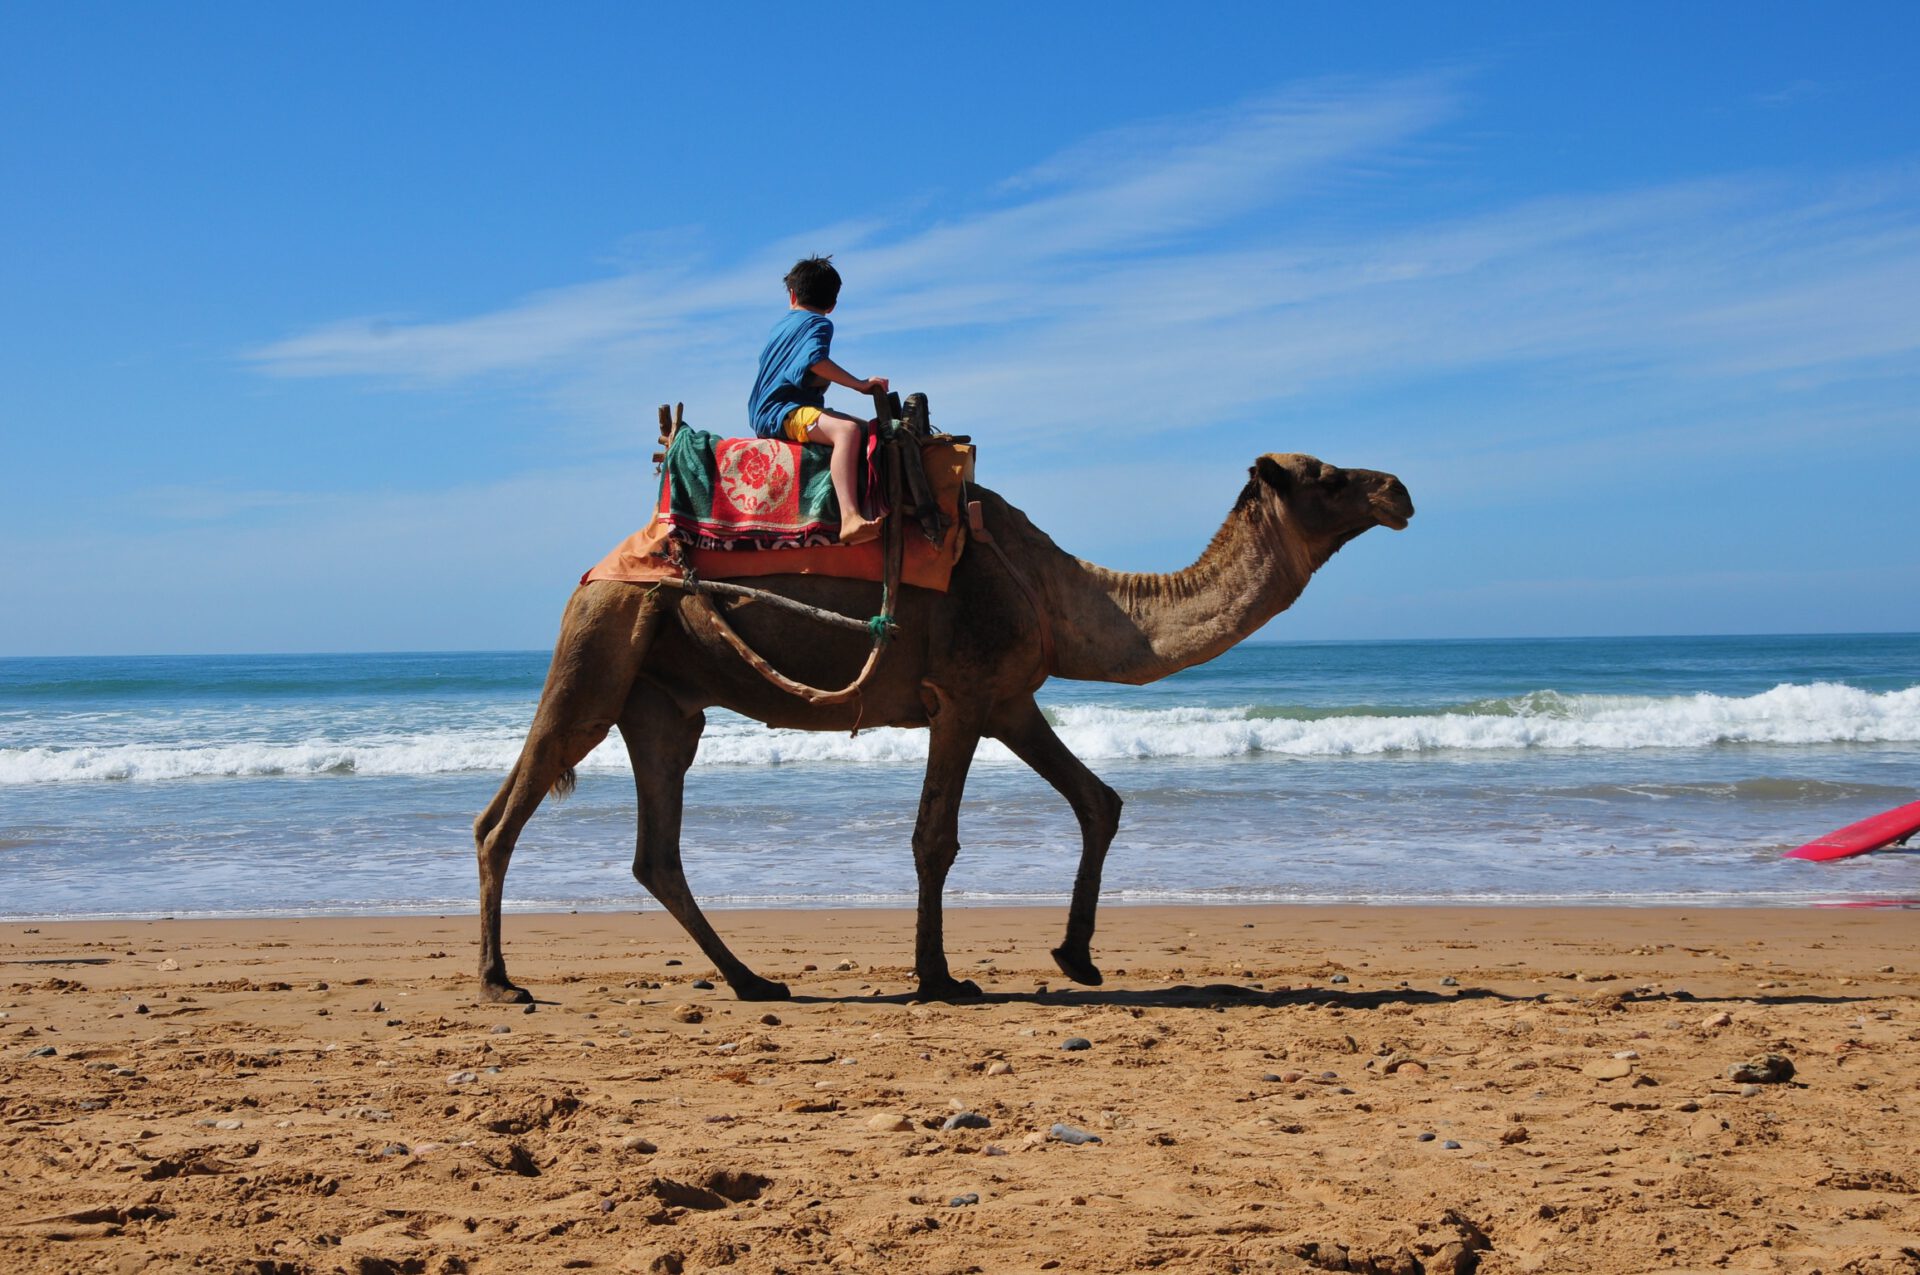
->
xmin=1370 ymin=478 xmax=1414 ymax=530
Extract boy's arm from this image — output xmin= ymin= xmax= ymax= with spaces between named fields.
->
xmin=808 ymin=357 xmax=888 ymax=395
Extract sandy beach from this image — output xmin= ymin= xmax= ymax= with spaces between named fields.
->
xmin=2 ymin=905 xmax=1916 ymax=1274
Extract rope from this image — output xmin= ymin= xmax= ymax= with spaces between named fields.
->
xmin=666 ymin=435 xmax=907 ymax=707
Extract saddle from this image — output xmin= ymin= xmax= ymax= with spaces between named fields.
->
xmin=583 ymin=393 xmax=973 ymax=593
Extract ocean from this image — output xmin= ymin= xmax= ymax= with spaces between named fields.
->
xmin=2 ymin=635 xmax=1916 ymax=920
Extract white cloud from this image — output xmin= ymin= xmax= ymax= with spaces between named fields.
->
xmin=245 ymin=81 xmax=1920 ymax=486
xmin=245 ymin=78 xmax=1463 ymax=393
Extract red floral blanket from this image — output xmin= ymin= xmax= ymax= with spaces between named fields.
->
xmin=657 ymin=428 xmax=880 ymax=551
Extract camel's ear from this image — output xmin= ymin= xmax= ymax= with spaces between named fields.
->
xmin=1252 ymin=456 xmax=1290 ymax=491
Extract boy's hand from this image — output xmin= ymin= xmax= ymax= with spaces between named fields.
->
xmin=861 ymin=376 xmax=890 ymax=394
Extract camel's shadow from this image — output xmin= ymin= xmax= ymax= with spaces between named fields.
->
xmin=775 ymin=983 xmax=1894 ymax=1011
xmin=784 ymin=982 xmax=1530 ymax=1010
xmin=499 ymin=981 xmax=1899 ymax=1012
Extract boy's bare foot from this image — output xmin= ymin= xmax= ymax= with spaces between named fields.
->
xmin=838 ymin=515 xmax=882 ymax=546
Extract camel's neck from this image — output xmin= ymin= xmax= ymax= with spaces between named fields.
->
xmin=1035 ymin=498 xmax=1325 ymax=685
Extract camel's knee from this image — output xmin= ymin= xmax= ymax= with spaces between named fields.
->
xmin=1088 ymin=784 xmax=1122 ymax=842
xmin=911 ymin=832 xmax=960 ymax=875
xmin=630 ymin=840 xmax=690 ymax=899
xmin=475 ymin=808 xmax=515 ymax=862
xmin=477 ymin=828 xmax=515 ymax=880
xmin=474 ymin=779 xmax=515 ymax=844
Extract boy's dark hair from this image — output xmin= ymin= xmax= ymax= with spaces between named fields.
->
xmin=784 ymin=256 xmax=842 ymax=310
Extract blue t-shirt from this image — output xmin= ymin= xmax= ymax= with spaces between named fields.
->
xmin=747 ymin=310 xmax=833 ymax=438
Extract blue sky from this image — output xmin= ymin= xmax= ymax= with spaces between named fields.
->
xmin=3 ymin=3 xmax=1916 ymax=655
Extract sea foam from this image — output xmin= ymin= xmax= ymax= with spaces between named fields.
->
xmin=3 ymin=681 xmax=1916 ymax=785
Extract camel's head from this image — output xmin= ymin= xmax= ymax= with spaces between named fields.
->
xmin=1243 ymin=453 xmax=1414 ymax=547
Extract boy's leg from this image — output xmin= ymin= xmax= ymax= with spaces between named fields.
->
xmin=804 ymin=410 xmax=880 ymax=545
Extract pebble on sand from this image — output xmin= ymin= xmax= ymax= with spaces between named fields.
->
xmin=447 ymin=1070 xmax=479 ymax=1086
xmin=1060 ymin=1038 xmax=1092 ymax=1052
xmin=949 ymin=1193 xmax=980 ymax=1207
xmin=691 ymin=980 xmax=714 ymax=990
xmin=1050 ymin=1123 xmax=1101 ymax=1145
xmin=1726 ymin=1053 xmax=1795 ymax=1084
xmin=866 ymin=1112 xmax=913 ymax=1133
xmin=942 ymin=1112 xmax=991 ymax=1131
xmin=1330 ymin=974 xmax=1349 ymax=984
xmin=986 ymin=1060 xmax=1014 ymax=1076
xmin=1583 ymin=1059 xmax=1634 ymax=1080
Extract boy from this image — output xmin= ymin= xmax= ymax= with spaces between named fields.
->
xmin=747 ymin=256 xmax=888 ymax=545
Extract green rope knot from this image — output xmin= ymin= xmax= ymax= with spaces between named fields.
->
xmin=867 ymin=613 xmax=894 ymax=643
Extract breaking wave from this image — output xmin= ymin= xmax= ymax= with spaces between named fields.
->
xmin=3 ymin=681 xmax=1917 ymax=785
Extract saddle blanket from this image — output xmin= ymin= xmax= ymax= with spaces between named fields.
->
xmin=582 ymin=436 xmax=975 ymax=593
xmin=658 ymin=428 xmax=878 ymax=551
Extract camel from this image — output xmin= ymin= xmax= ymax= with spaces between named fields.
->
xmin=475 ymin=452 xmax=1413 ymax=1003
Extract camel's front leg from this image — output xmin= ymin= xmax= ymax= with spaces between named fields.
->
xmin=621 ymin=684 xmax=789 ymax=1001
xmin=989 ymin=694 xmax=1122 ymax=986
xmin=910 ymin=691 xmax=984 ymax=1000
xmin=475 ymin=718 xmax=615 ymax=1003
xmin=475 ymin=588 xmax=659 ymax=1004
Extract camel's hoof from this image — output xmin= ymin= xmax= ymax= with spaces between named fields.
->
xmin=731 ymin=976 xmax=791 ymax=1002
xmin=913 ymin=977 xmax=983 ymax=1002
xmin=480 ymin=979 xmax=533 ymax=1005
xmin=1051 ymin=946 xmax=1104 ymax=987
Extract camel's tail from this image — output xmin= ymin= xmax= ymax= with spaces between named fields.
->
xmin=549 ymin=767 xmax=579 ymax=799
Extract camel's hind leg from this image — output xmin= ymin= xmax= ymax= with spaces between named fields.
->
xmin=989 ymin=694 xmax=1122 ymax=987
xmin=620 ymin=682 xmax=790 ymax=1001
xmin=475 ymin=589 xmax=659 ymax=1003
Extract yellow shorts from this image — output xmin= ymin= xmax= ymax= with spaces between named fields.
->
xmin=780 ymin=406 xmax=821 ymax=442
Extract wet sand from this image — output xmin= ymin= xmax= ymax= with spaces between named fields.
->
xmin=2 ymin=905 xmax=1917 ymax=1274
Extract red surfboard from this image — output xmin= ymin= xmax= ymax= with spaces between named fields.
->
xmin=1786 ymin=800 xmax=1920 ymax=862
